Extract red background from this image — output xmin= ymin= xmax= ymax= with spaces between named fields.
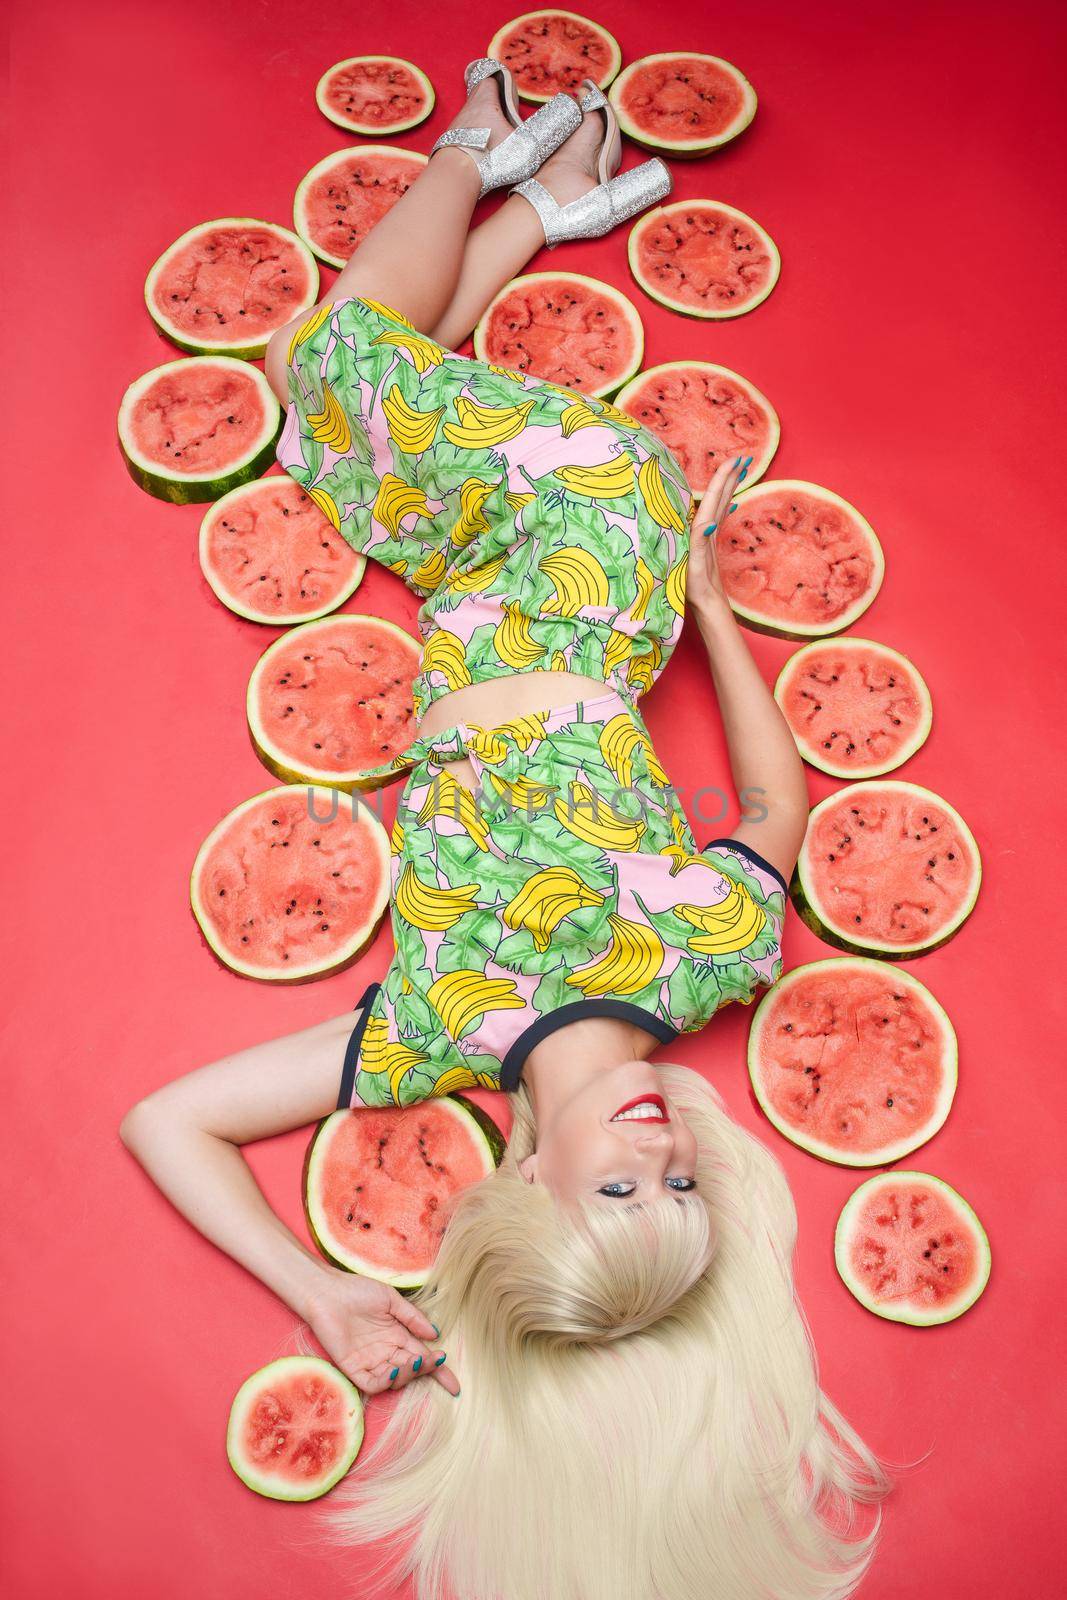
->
xmin=5 ymin=2 xmax=1066 ymax=1595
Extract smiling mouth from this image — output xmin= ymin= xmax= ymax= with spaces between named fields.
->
xmin=610 ymin=1094 xmax=669 ymax=1124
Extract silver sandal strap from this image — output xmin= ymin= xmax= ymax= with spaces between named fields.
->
xmin=431 ymin=125 xmax=491 ymax=153
xmin=512 ymin=159 xmax=672 ymax=247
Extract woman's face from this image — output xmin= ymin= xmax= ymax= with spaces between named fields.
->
xmin=518 ymin=1060 xmax=699 ymax=1207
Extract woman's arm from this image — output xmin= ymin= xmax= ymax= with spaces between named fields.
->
xmin=685 ymin=458 xmax=810 ymax=882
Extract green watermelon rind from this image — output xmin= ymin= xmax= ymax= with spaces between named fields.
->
xmin=747 ymin=957 xmax=958 ymax=1167
xmin=189 ymin=784 xmax=390 ymax=982
xmin=725 ymin=479 xmax=885 ymax=640
xmin=609 ymin=51 xmax=757 ymax=157
xmin=627 ymin=200 xmax=782 ymax=321
xmin=791 ymin=780 xmax=982 ymax=960
xmin=143 ymin=218 xmax=320 ymax=359
xmin=246 ymin=614 xmax=420 ymax=791
xmin=117 ymin=357 xmax=282 ymax=505
xmin=487 ymin=10 xmax=623 ymax=103
xmin=226 ymin=1355 xmax=364 ymax=1500
xmin=303 ymin=1095 xmax=506 ymax=1289
xmin=471 ymin=270 xmax=645 ymax=398
xmin=834 ymin=1171 xmax=992 ymax=1326
xmin=198 ymin=479 xmax=367 ymax=625
xmin=293 ymin=145 xmax=429 ymax=270
xmin=614 ymin=359 xmax=781 ymax=494
xmin=774 ymin=636 xmax=934 ymax=778
xmin=315 ymin=55 xmax=436 ymax=135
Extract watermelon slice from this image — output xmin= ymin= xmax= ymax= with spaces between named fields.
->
xmin=609 ymin=52 xmax=757 ymax=158
xmin=226 ymin=1356 xmax=363 ymax=1500
xmin=117 ymin=356 xmax=281 ymax=504
xmin=304 ymin=1098 xmax=506 ymax=1288
xmin=719 ymin=480 xmax=885 ymax=639
xmin=835 ymin=1172 xmax=991 ymax=1325
xmin=294 ymin=146 xmax=427 ymax=270
xmin=472 ymin=272 xmax=643 ymax=397
xmin=775 ymin=637 xmax=933 ymax=778
xmin=190 ymin=784 xmax=390 ymax=981
xmin=143 ymin=218 xmax=319 ymax=359
xmin=315 ymin=55 xmax=434 ymax=135
xmin=614 ymin=361 xmax=779 ymax=495
xmin=247 ymin=615 xmax=420 ymax=791
xmin=487 ymin=9 xmax=622 ymax=101
xmin=628 ymin=200 xmax=780 ymax=320
xmin=199 ymin=476 xmax=366 ymax=624
xmin=793 ymin=780 xmax=982 ymax=959
xmin=748 ymin=958 xmax=958 ymax=1166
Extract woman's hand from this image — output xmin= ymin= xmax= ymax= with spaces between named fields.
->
xmin=685 ymin=455 xmax=751 ymax=620
xmin=304 ymin=1268 xmax=460 ymax=1397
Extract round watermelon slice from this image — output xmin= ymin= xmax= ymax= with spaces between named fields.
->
xmin=628 ymin=200 xmax=780 ymax=320
xmin=488 ymin=10 xmax=622 ymax=101
xmin=226 ymin=1356 xmax=363 ymax=1500
xmin=117 ymin=356 xmax=281 ymax=504
xmin=305 ymin=1098 xmax=506 ymax=1288
xmin=718 ymin=480 xmax=884 ymax=639
xmin=609 ymin=52 xmax=757 ymax=158
xmin=190 ymin=784 xmax=390 ymax=981
xmin=143 ymin=218 xmax=319 ymax=359
xmin=835 ymin=1172 xmax=991 ymax=1325
xmin=614 ymin=361 xmax=779 ymax=495
xmin=748 ymin=958 xmax=958 ymax=1166
xmin=294 ymin=146 xmax=427 ymax=270
xmin=199 ymin=476 xmax=366 ymax=624
xmin=247 ymin=615 xmax=419 ymax=790
xmin=775 ymin=637 xmax=933 ymax=778
xmin=793 ymin=780 xmax=982 ymax=959
xmin=315 ymin=55 xmax=434 ymax=135
xmin=472 ymin=272 xmax=643 ymax=397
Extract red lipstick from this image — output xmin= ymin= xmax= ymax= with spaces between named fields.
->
xmin=610 ymin=1093 xmax=668 ymax=1123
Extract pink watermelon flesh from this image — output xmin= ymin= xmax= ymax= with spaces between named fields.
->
xmin=720 ymin=487 xmax=878 ymax=631
xmin=620 ymin=365 xmax=775 ymax=493
xmin=480 ymin=279 xmax=639 ymax=392
xmin=494 ymin=13 xmax=617 ymax=98
xmin=752 ymin=964 xmax=953 ymax=1162
xmin=616 ymin=56 xmax=747 ymax=145
xmin=149 ymin=224 xmax=314 ymax=346
xmin=320 ymin=59 xmax=428 ymax=129
xmin=234 ymin=1363 xmax=357 ymax=1491
xmin=778 ymin=641 xmax=929 ymax=775
xmin=255 ymin=619 xmax=418 ymax=776
xmin=301 ymin=151 xmax=423 ymax=265
xmin=841 ymin=1177 xmax=985 ymax=1319
xmin=126 ymin=364 xmax=270 ymax=477
xmin=195 ymin=788 xmax=385 ymax=974
xmin=202 ymin=477 xmax=361 ymax=620
xmin=804 ymin=788 xmax=978 ymax=950
xmin=634 ymin=204 xmax=775 ymax=315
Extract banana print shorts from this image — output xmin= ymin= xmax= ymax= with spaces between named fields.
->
xmin=277 ymin=296 xmax=694 ymax=720
xmin=337 ymin=692 xmax=786 ymax=1109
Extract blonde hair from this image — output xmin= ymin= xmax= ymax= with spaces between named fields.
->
xmin=326 ymin=1065 xmax=890 ymax=1600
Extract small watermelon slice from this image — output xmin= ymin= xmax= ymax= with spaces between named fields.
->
xmin=199 ymin=476 xmax=366 ymax=624
xmin=117 ymin=356 xmax=281 ymax=504
xmin=628 ymin=200 xmax=780 ymax=320
xmin=226 ymin=1356 xmax=363 ymax=1500
xmin=143 ymin=218 xmax=319 ymax=359
xmin=609 ymin=52 xmax=757 ymax=158
xmin=719 ymin=480 xmax=885 ymax=639
xmin=488 ymin=10 xmax=622 ymax=102
xmin=190 ymin=784 xmax=390 ymax=981
xmin=294 ymin=146 xmax=427 ymax=270
xmin=247 ymin=615 xmax=420 ymax=790
xmin=748 ymin=958 xmax=958 ymax=1166
xmin=315 ymin=55 xmax=434 ymax=135
xmin=775 ymin=637 xmax=933 ymax=778
xmin=792 ymin=780 xmax=982 ymax=959
xmin=835 ymin=1172 xmax=991 ymax=1325
xmin=614 ymin=360 xmax=779 ymax=495
xmin=304 ymin=1099 xmax=506 ymax=1288
xmin=472 ymin=272 xmax=643 ymax=397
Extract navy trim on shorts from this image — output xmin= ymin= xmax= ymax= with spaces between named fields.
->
xmin=500 ymin=1000 xmax=678 ymax=1093
xmin=337 ymin=982 xmax=382 ymax=1110
xmin=703 ymin=837 xmax=789 ymax=896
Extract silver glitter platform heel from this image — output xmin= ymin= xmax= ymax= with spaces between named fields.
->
xmin=430 ymin=58 xmax=583 ymax=198
xmin=510 ymin=79 xmax=672 ymax=246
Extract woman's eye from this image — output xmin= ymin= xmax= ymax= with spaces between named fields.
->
xmin=666 ymin=1177 xmax=697 ymax=1192
xmin=597 ymin=1182 xmax=637 ymax=1197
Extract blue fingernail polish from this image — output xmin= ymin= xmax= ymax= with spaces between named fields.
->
xmin=413 ymin=1356 xmax=423 ymax=1372
xmin=734 ymin=455 xmax=743 ymax=466
xmin=389 ymin=1367 xmax=399 ymax=1381
xmin=729 ymin=502 xmax=738 ymax=513
xmin=738 ymin=468 xmax=748 ymax=481
xmin=744 ymin=455 xmax=753 ymax=467
xmin=435 ymin=1353 xmax=446 ymax=1366
xmin=431 ymin=1323 xmax=440 ymax=1336
xmin=703 ymin=522 xmax=717 ymax=536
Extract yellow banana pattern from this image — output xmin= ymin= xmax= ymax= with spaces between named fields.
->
xmin=555 ymin=454 xmax=636 ymax=500
xmin=504 ymin=866 xmax=606 ymax=952
xmin=394 ymin=860 xmax=480 ymax=931
xmin=306 ymin=382 xmax=352 ymax=453
xmin=381 ymin=384 xmax=444 ymax=453
xmin=373 ymin=473 xmax=431 ymax=538
xmin=443 ymin=396 xmax=536 ymax=450
xmin=638 ymin=455 xmax=687 ymax=533
xmin=287 ymin=302 xmax=333 ymax=366
xmin=421 ymin=628 xmax=473 ymax=690
xmin=493 ymin=602 xmax=546 ymax=669
xmin=418 ymin=769 xmax=491 ymax=850
xmin=554 ymin=783 xmax=646 ymax=852
xmin=565 ymin=913 xmax=665 ymax=997
xmin=427 ymin=969 xmax=525 ymax=1039
xmin=540 ymin=548 xmax=611 ymax=616
xmin=673 ymin=878 xmax=768 ymax=955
